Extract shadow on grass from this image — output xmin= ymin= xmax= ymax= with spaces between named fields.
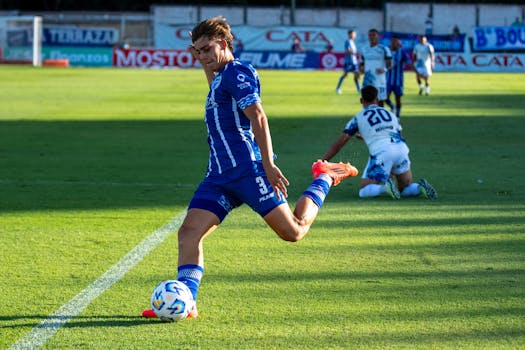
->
xmin=0 ymin=115 xmax=524 ymax=212
xmin=0 ymin=314 xmax=164 ymax=329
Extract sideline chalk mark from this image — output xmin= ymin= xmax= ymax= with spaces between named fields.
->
xmin=9 ymin=211 xmax=186 ymax=350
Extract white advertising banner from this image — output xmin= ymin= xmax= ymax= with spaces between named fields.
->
xmin=435 ymin=52 xmax=524 ymax=72
xmin=473 ymin=26 xmax=525 ymax=51
xmin=155 ymin=24 xmax=348 ymax=52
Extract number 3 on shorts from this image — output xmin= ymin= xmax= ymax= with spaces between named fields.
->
xmin=255 ymin=176 xmax=269 ymax=195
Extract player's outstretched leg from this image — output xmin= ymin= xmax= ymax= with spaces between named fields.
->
xmin=312 ymin=160 xmax=358 ymax=186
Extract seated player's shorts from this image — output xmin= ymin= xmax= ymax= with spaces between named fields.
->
xmin=344 ymin=61 xmax=359 ymax=73
xmin=387 ymin=84 xmax=404 ymax=97
xmin=188 ymin=162 xmax=287 ymax=222
xmin=363 ymin=143 xmax=411 ymax=183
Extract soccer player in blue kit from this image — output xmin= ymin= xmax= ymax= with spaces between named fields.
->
xmin=142 ymin=16 xmax=358 ymax=320
xmin=385 ymin=37 xmax=411 ymax=119
xmin=336 ymin=29 xmax=361 ymax=94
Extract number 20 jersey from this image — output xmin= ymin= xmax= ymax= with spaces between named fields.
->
xmin=344 ymin=104 xmax=405 ymax=155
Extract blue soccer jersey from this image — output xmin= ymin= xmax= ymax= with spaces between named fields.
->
xmin=344 ymin=39 xmax=358 ymax=66
xmin=204 ymin=59 xmax=262 ymax=179
xmin=387 ymin=48 xmax=411 ymax=88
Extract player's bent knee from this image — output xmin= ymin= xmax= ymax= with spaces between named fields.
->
xmin=273 ymin=226 xmax=305 ymax=242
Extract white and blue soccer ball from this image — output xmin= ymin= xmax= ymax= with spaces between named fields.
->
xmin=150 ymin=280 xmax=195 ymax=322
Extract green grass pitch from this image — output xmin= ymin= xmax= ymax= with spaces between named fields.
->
xmin=0 ymin=65 xmax=524 ymax=349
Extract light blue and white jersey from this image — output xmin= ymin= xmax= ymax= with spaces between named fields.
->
xmin=413 ymin=42 xmax=434 ymax=76
xmin=361 ymin=44 xmax=392 ymax=89
xmin=412 ymin=42 xmax=434 ymax=66
xmin=343 ymin=104 xmax=405 ymax=155
xmin=344 ymin=39 xmax=358 ymax=66
xmin=204 ymin=59 xmax=262 ymax=179
xmin=386 ymin=48 xmax=411 ymax=88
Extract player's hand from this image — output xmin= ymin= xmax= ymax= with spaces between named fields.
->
xmin=265 ymin=164 xmax=289 ymax=200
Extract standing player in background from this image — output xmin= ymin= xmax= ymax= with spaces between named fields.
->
xmin=412 ymin=35 xmax=435 ymax=96
xmin=385 ymin=37 xmax=411 ymax=119
xmin=360 ymin=28 xmax=392 ymax=106
xmin=336 ymin=29 xmax=360 ymax=94
xmin=142 ymin=16 xmax=358 ymax=320
xmin=320 ymin=85 xmax=437 ymax=200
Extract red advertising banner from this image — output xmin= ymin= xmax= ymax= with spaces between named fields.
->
xmin=113 ymin=48 xmax=198 ymax=68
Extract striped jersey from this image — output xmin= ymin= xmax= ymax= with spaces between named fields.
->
xmin=386 ymin=48 xmax=411 ymax=88
xmin=204 ymin=59 xmax=263 ymax=180
xmin=344 ymin=39 xmax=358 ymax=65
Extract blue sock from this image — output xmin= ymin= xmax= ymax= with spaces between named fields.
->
xmin=336 ymin=76 xmax=345 ymax=90
xmin=178 ymin=264 xmax=204 ymax=301
xmin=303 ymin=174 xmax=332 ymax=208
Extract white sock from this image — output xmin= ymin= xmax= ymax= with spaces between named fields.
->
xmin=359 ymin=184 xmax=387 ymax=198
xmin=426 ymin=86 xmax=430 ymax=94
xmin=401 ymin=183 xmax=421 ymax=197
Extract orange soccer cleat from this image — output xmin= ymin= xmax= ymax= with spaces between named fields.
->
xmin=312 ymin=160 xmax=358 ymax=186
xmin=141 ymin=306 xmax=198 ymax=320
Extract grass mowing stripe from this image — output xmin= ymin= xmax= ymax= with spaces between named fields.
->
xmin=8 ymin=211 xmax=186 ymax=350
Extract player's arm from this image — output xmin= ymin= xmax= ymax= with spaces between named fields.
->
xmin=345 ymin=42 xmax=353 ymax=55
xmin=243 ymin=103 xmax=289 ymax=199
xmin=411 ymin=48 xmax=418 ymax=71
xmin=385 ymin=57 xmax=393 ymax=71
xmin=322 ymin=133 xmax=351 ymax=161
xmin=429 ymin=45 xmax=435 ymax=69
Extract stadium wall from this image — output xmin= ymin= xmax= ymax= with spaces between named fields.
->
xmin=2 ymin=3 xmax=524 ymax=72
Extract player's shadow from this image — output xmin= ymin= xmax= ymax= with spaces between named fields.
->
xmin=0 ymin=314 xmax=161 ymax=328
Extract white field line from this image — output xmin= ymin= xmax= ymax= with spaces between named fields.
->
xmin=8 ymin=211 xmax=187 ymax=350
xmin=0 ymin=179 xmax=194 ymax=188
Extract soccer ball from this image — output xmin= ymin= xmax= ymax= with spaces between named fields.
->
xmin=150 ymin=280 xmax=195 ymax=322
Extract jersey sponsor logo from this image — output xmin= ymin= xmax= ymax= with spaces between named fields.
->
xmin=375 ymin=125 xmax=394 ymax=132
xmin=236 ymin=73 xmax=251 ymax=89
xmin=218 ymin=195 xmax=233 ymax=212
xmin=259 ymin=192 xmax=275 ymax=203
xmin=205 ymin=97 xmax=218 ymax=110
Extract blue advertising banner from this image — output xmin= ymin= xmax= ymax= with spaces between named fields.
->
xmin=473 ymin=26 xmax=525 ymax=51
xmin=237 ymin=51 xmax=319 ymax=69
xmin=7 ymin=26 xmax=118 ymax=47
xmin=380 ymin=32 xmax=466 ymax=52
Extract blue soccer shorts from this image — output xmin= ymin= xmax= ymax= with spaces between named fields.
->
xmin=188 ymin=162 xmax=287 ymax=222
xmin=344 ymin=61 xmax=359 ymax=73
xmin=387 ymin=84 xmax=404 ymax=97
